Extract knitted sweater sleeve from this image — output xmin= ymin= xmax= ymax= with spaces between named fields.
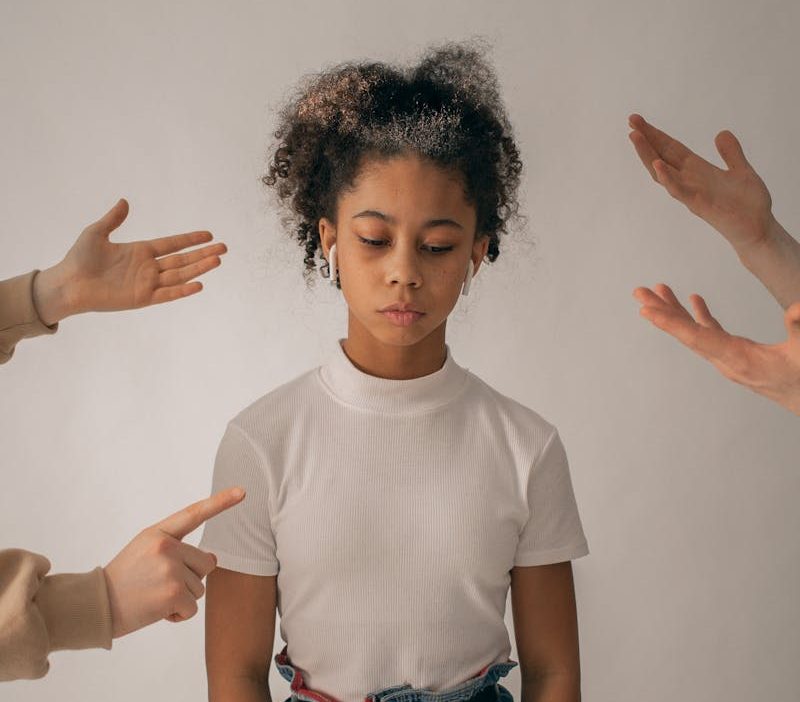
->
xmin=0 ymin=549 xmax=113 ymax=681
xmin=0 ymin=270 xmax=59 ymax=365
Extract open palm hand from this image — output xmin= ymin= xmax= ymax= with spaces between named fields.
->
xmin=633 ymin=283 xmax=800 ymax=415
xmin=628 ymin=114 xmax=773 ymax=253
xmin=61 ymin=199 xmax=227 ymax=314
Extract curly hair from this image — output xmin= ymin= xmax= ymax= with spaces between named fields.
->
xmin=262 ymin=38 xmax=524 ymax=286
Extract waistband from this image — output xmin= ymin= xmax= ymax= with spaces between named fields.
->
xmin=274 ymin=645 xmax=518 ymax=702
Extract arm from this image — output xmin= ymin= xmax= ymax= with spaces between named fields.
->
xmin=510 ymin=562 xmax=581 ymax=702
xmin=629 ymin=114 xmax=800 ymax=414
xmin=628 ymin=114 xmax=800 ymax=308
xmin=206 ymin=568 xmax=277 ymax=702
xmin=0 ymin=489 xmax=245 ymax=682
xmin=0 ymin=549 xmax=112 ymax=682
xmin=0 ymin=198 xmax=226 ymax=363
xmin=736 ymin=215 xmax=800 ymax=310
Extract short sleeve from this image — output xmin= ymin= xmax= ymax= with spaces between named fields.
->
xmin=513 ymin=429 xmax=589 ymax=567
xmin=199 ymin=422 xmax=279 ymax=576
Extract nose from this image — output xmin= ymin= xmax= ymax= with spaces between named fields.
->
xmin=385 ymin=242 xmax=422 ymax=288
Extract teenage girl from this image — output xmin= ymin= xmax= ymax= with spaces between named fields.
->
xmin=200 ymin=41 xmax=589 ymax=702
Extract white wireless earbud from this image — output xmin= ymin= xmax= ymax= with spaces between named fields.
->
xmin=461 ymin=259 xmax=474 ymax=296
xmin=328 ymin=243 xmax=338 ymax=287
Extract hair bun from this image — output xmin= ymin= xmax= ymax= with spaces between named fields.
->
xmin=410 ymin=38 xmax=503 ymax=118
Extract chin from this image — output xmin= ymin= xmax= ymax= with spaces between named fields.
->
xmin=377 ymin=329 xmax=428 ymax=346
xmin=369 ymin=321 xmax=433 ymax=347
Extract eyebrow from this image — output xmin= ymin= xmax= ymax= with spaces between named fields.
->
xmin=352 ymin=209 xmax=464 ymax=231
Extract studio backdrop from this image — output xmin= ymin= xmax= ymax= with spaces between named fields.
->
xmin=1 ymin=1 xmax=798 ymax=701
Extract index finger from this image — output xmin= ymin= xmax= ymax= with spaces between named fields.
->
xmin=145 ymin=230 xmax=214 ymax=257
xmin=155 ymin=487 xmax=246 ymax=541
xmin=628 ymin=113 xmax=695 ymax=170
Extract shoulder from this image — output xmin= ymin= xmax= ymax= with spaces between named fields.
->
xmin=226 ymin=365 xmax=323 ymax=441
xmin=463 ymin=369 xmax=557 ymax=452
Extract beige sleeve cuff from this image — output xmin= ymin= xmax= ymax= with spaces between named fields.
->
xmin=0 ymin=549 xmax=112 ymax=682
xmin=37 ymin=566 xmax=114 ymax=652
xmin=0 ymin=549 xmax=52 ymax=680
xmin=0 ymin=270 xmax=59 ymax=364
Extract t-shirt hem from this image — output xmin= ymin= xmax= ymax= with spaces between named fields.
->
xmin=513 ymin=540 xmax=589 ymax=567
xmin=200 ymin=545 xmax=279 ymax=576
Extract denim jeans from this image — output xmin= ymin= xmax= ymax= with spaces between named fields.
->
xmin=275 ymin=644 xmax=518 ymax=702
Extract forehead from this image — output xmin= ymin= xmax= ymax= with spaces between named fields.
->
xmin=338 ymin=154 xmax=475 ymax=221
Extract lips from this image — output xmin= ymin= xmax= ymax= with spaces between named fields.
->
xmin=379 ymin=303 xmax=423 ymax=313
xmin=381 ymin=309 xmax=425 ymax=327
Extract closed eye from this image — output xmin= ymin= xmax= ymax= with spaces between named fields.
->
xmin=357 ymin=237 xmax=454 ymax=254
xmin=358 ymin=237 xmax=386 ymax=247
xmin=424 ymin=245 xmax=454 ymax=254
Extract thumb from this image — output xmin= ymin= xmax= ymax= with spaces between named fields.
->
xmin=784 ymin=301 xmax=800 ymax=339
xmin=86 ymin=198 xmax=129 ymax=240
xmin=715 ymin=130 xmax=751 ymax=172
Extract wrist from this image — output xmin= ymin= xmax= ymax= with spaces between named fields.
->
xmin=32 ymin=262 xmax=78 ymax=325
xmin=733 ymin=212 xmax=782 ymax=269
xmin=101 ymin=566 xmax=125 ymax=639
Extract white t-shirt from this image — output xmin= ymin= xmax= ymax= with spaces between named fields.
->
xmin=200 ymin=339 xmax=589 ymax=702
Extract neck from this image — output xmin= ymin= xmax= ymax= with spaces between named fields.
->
xmin=342 ymin=312 xmax=447 ymax=380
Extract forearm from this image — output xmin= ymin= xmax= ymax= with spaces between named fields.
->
xmin=520 ymin=672 xmax=581 ymax=702
xmin=208 ymin=673 xmax=271 ymax=702
xmin=735 ymin=215 xmax=800 ymax=309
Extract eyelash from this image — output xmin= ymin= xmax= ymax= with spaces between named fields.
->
xmin=357 ymin=237 xmax=454 ymax=254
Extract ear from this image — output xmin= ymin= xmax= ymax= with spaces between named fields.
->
xmin=318 ymin=217 xmax=337 ymax=259
xmin=471 ymin=234 xmax=490 ymax=276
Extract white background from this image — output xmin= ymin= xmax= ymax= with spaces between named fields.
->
xmin=1 ymin=1 xmax=798 ymax=701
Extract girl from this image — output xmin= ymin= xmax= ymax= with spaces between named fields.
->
xmin=200 ymin=41 xmax=589 ymax=702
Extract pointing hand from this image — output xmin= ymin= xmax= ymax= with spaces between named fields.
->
xmin=102 ymin=487 xmax=245 ymax=638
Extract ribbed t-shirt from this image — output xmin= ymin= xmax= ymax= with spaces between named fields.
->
xmin=199 ymin=339 xmax=589 ymax=702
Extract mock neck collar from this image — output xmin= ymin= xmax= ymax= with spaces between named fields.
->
xmin=318 ymin=338 xmax=469 ymax=415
